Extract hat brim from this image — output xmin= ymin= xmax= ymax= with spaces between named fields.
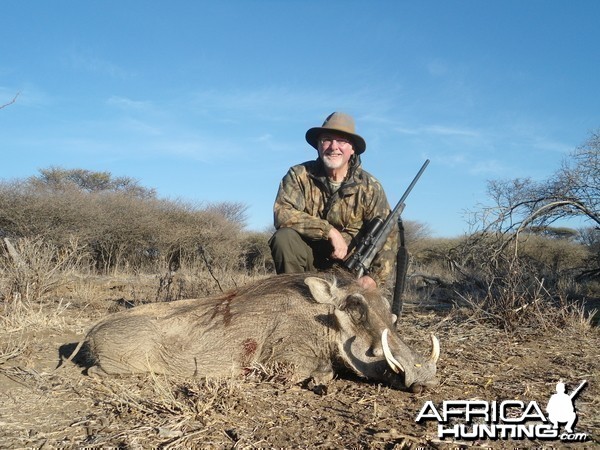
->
xmin=305 ymin=127 xmax=366 ymax=154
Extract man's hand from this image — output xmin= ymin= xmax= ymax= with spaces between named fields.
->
xmin=328 ymin=228 xmax=377 ymax=289
xmin=357 ymin=275 xmax=377 ymax=290
xmin=327 ymin=227 xmax=348 ymax=260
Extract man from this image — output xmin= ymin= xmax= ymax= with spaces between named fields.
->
xmin=269 ymin=112 xmax=398 ymax=289
xmin=546 ymin=381 xmax=578 ymax=433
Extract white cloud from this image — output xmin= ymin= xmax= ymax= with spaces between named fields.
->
xmin=468 ymin=159 xmax=505 ymax=175
xmin=106 ymin=96 xmax=153 ymax=111
xmin=395 ymin=124 xmax=480 ymax=137
xmin=530 ymin=136 xmax=573 ymax=154
xmin=187 ymin=85 xmax=398 ymax=123
xmin=66 ymin=49 xmax=133 ymax=79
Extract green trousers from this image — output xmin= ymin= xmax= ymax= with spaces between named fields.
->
xmin=269 ymin=227 xmax=334 ymax=274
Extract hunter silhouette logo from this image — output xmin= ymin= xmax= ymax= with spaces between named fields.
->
xmin=546 ymin=380 xmax=586 ymax=434
xmin=416 ymin=379 xmax=589 ymax=442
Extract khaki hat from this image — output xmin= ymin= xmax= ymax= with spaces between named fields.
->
xmin=305 ymin=112 xmax=367 ymax=154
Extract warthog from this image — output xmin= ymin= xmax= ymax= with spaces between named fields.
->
xmin=67 ymin=272 xmax=440 ymax=390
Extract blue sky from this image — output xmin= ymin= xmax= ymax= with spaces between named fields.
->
xmin=1 ymin=1 xmax=598 ymax=237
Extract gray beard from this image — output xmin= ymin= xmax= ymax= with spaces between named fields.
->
xmin=322 ymin=156 xmax=345 ymax=171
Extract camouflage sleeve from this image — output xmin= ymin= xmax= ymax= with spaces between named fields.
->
xmin=366 ymin=181 xmax=399 ymax=286
xmin=273 ymin=167 xmax=332 ymax=241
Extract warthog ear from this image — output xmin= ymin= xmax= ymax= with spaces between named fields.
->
xmin=304 ymin=276 xmax=341 ymax=305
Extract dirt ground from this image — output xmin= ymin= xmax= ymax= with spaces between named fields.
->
xmin=0 ymin=275 xmax=598 ymax=449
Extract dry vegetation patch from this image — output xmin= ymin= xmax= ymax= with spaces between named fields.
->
xmin=0 ymin=276 xmax=598 ymax=449
xmin=0 ymin=169 xmax=598 ymax=447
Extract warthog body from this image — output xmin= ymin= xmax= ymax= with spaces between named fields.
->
xmin=74 ymin=272 xmax=439 ymax=390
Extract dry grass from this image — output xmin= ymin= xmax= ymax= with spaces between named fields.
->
xmin=0 ymin=297 xmax=72 ymax=333
xmin=0 ymin=236 xmax=598 ymax=448
xmin=1 ymin=303 xmax=597 ymax=449
xmin=0 ymin=236 xmax=83 ymax=302
xmin=0 ymin=337 xmax=27 ymax=366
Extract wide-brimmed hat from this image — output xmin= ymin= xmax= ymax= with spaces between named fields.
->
xmin=305 ymin=112 xmax=366 ymax=154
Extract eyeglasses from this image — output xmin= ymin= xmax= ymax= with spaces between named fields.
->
xmin=319 ymin=136 xmax=352 ymax=147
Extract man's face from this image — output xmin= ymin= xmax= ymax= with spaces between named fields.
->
xmin=317 ymin=133 xmax=355 ymax=171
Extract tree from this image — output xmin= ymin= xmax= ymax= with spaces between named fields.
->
xmin=471 ymin=129 xmax=600 ymax=235
xmin=448 ymin=130 xmax=600 ymax=329
xmin=29 ymin=167 xmax=156 ymax=199
xmin=556 ymin=130 xmax=600 ymax=221
xmin=0 ymin=170 xmax=249 ymax=275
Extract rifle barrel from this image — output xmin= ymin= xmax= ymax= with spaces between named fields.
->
xmin=391 ymin=159 xmax=430 ymax=216
xmin=379 ymin=159 xmax=430 ymax=235
xmin=569 ymin=380 xmax=587 ymax=399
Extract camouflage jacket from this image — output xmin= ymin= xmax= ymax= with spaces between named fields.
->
xmin=273 ymin=157 xmax=398 ymax=285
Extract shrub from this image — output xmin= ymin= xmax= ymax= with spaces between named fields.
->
xmin=0 ymin=171 xmax=249 ymax=276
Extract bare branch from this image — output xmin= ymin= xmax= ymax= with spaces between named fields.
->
xmin=506 ymin=200 xmax=600 ymax=257
xmin=0 ymin=92 xmax=20 ymax=110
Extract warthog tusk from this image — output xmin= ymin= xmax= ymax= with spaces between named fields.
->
xmin=381 ymin=328 xmax=405 ymax=374
xmin=429 ymin=334 xmax=440 ymax=363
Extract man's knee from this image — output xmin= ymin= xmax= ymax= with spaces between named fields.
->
xmin=269 ymin=227 xmax=303 ymax=252
xmin=269 ymin=228 xmax=314 ymax=273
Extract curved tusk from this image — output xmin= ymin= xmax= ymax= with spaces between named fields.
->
xmin=429 ymin=334 xmax=440 ymax=363
xmin=381 ymin=328 xmax=405 ymax=374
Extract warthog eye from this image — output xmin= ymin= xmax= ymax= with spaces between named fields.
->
xmin=340 ymin=294 xmax=368 ymax=323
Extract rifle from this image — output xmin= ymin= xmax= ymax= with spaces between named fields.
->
xmin=344 ymin=160 xmax=430 ymax=307
xmin=569 ymin=380 xmax=587 ymax=400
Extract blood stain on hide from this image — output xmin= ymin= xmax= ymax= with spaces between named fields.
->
xmin=210 ymin=292 xmax=236 ymax=326
xmin=241 ymin=338 xmax=258 ymax=368
xmin=242 ymin=338 xmax=258 ymax=358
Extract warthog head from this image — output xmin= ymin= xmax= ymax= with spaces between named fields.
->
xmin=305 ymin=276 xmax=439 ymax=391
